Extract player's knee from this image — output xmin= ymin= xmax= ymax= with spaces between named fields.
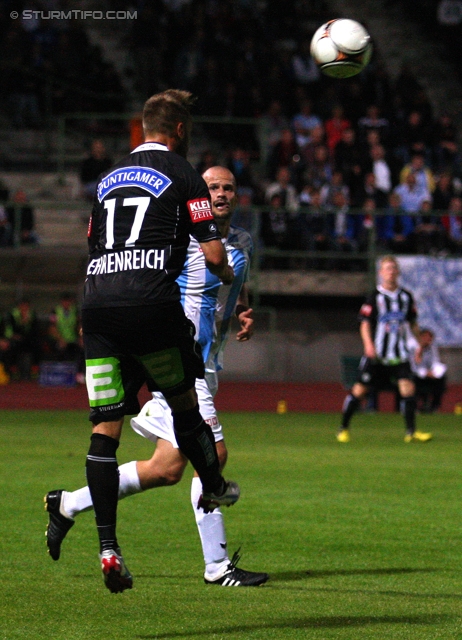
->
xmin=139 ymin=456 xmax=187 ymax=488
xmin=161 ymin=467 xmax=184 ymax=486
xmin=398 ymin=380 xmax=415 ymax=397
xmin=351 ymin=383 xmax=367 ymax=399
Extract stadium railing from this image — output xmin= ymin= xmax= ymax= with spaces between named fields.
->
xmin=2 ymin=201 xmax=457 ymax=306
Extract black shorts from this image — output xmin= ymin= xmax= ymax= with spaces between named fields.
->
xmin=356 ymin=357 xmax=413 ymax=390
xmin=82 ymin=302 xmax=204 ymax=424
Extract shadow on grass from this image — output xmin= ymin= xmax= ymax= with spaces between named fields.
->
xmin=126 ymin=567 xmax=438 ymax=583
xmin=272 ymin=567 xmax=439 ymax=581
xmin=136 ymin=614 xmax=453 ymax=638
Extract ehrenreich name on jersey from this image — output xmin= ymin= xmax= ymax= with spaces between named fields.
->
xmin=83 ymin=143 xmax=220 ymax=309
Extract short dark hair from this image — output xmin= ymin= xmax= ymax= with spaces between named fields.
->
xmin=420 ymin=328 xmax=434 ymax=336
xmin=143 ymin=90 xmax=196 ymax=138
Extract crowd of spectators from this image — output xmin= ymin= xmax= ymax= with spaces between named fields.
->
xmin=0 ymin=292 xmax=84 ymax=383
xmin=2 ymin=0 xmax=462 ymax=268
xmin=0 ymin=1 xmax=126 ymax=128
xmin=0 ymin=185 xmax=39 ymax=247
xmin=126 ymin=0 xmax=462 ymax=267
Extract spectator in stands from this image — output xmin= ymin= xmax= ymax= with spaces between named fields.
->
xmin=357 ymin=104 xmax=390 ymax=148
xmin=437 ymin=0 xmax=462 ymax=63
xmin=377 ymin=192 xmax=415 ymax=254
xmin=324 ymin=104 xmax=351 ymax=154
xmin=409 ymin=328 xmax=447 ymax=413
xmin=358 ymin=171 xmax=389 ymax=209
xmin=265 ymin=166 xmax=299 ymax=215
xmin=290 ymin=40 xmax=321 ymax=92
xmin=330 ymin=191 xmax=358 ymax=270
xmin=260 ymin=192 xmax=294 ymax=269
xmin=437 ymin=0 xmax=462 ymax=30
xmin=393 ymin=171 xmax=431 ymax=214
xmin=48 ymin=292 xmax=84 ymax=381
xmin=291 ymin=98 xmax=322 ymax=149
xmin=396 ymin=110 xmax=433 ymax=166
xmin=413 ymin=199 xmax=448 ymax=254
xmin=356 ymin=197 xmax=376 ymax=252
xmin=432 ymin=172 xmax=457 ymax=211
xmin=6 ymin=189 xmax=39 ymax=246
xmin=79 ymin=139 xmax=113 ymax=201
xmin=409 ymin=89 xmax=434 ymax=130
xmin=369 ymin=144 xmax=392 ymax=202
xmin=226 ymin=147 xmax=258 ymax=195
xmin=258 ymin=98 xmax=290 ymax=165
xmin=299 ymin=123 xmax=326 ymax=167
xmin=266 ymin=128 xmax=302 ymax=184
xmin=321 ymin=170 xmax=350 ymax=209
xmin=442 ymin=196 xmax=462 ymax=254
xmin=0 ymin=183 xmax=10 ymax=246
xmin=232 ymin=187 xmax=255 ymax=236
xmin=334 ymin=127 xmax=365 ymax=207
xmin=0 ymin=298 xmax=41 ymax=380
xmin=394 ymin=63 xmax=425 ymax=115
xmin=302 ymin=144 xmax=333 ymax=191
xmin=196 ymin=149 xmax=218 ymax=175
xmin=296 ymin=187 xmax=334 ymax=269
xmin=433 ymin=113 xmax=460 ymax=173
xmin=359 ymin=129 xmax=382 ymax=167
xmin=399 ymin=152 xmax=436 ymax=193
xmin=0 ymin=204 xmax=12 ymax=247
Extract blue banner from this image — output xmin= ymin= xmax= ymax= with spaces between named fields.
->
xmin=97 ymin=166 xmax=171 ymax=202
xmin=393 ymin=257 xmax=462 ymax=347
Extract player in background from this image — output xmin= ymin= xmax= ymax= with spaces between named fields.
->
xmin=65 ymin=91 xmax=240 ymax=593
xmin=337 ymin=254 xmax=433 ymax=443
xmin=45 ymin=167 xmax=269 ymax=587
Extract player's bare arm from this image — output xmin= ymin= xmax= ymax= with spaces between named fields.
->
xmin=235 ymin=285 xmax=254 ymax=342
xmin=410 ymin=321 xmax=423 ymax=362
xmin=360 ymin=320 xmax=376 ymax=359
xmin=200 ymin=239 xmax=234 ymax=284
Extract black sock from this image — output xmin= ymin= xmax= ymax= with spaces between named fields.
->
xmin=402 ymin=397 xmax=416 ymax=434
xmin=172 ymin=405 xmax=223 ymax=495
xmin=86 ymin=433 xmax=119 ymax=552
xmin=341 ymin=393 xmax=360 ymax=428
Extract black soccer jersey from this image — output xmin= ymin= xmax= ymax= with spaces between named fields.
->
xmin=358 ymin=285 xmax=417 ymax=364
xmin=83 ymin=142 xmax=221 ymax=309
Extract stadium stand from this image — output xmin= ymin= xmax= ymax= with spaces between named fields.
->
xmin=1 ymin=0 xmax=462 ymax=299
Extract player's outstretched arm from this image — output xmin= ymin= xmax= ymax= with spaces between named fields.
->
xmin=235 ymin=286 xmax=254 ymax=342
xmin=360 ymin=320 xmax=376 ymax=359
xmin=200 ymin=239 xmax=234 ymax=284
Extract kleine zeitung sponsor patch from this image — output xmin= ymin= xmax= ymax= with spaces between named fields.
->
xmin=187 ymin=198 xmax=214 ymax=222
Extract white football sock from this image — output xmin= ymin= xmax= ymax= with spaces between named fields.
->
xmin=118 ymin=460 xmax=142 ymax=499
xmin=62 ymin=487 xmax=92 ymax=519
xmin=62 ymin=460 xmax=142 ymax=519
xmin=190 ymin=476 xmax=229 ymax=578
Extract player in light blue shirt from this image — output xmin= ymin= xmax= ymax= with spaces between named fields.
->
xmin=45 ymin=167 xmax=268 ymax=587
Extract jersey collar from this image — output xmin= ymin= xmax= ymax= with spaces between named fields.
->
xmin=131 ymin=142 xmax=169 ymax=153
xmin=377 ymin=284 xmax=399 ymax=298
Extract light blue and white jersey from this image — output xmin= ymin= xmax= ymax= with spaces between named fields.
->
xmin=177 ymin=225 xmax=253 ymax=373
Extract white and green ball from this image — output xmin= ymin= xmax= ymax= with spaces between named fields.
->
xmin=310 ymin=18 xmax=372 ymax=78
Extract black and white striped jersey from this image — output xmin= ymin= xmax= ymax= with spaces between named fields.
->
xmin=83 ymin=142 xmax=221 ymax=310
xmin=358 ymin=285 xmax=417 ymax=364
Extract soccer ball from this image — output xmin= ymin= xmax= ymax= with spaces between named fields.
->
xmin=310 ymin=19 xmax=372 ymax=78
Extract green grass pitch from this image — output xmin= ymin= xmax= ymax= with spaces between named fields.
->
xmin=1 ymin=409 xmax=462 ymax=639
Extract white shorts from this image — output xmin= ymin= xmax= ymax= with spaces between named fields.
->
xmin=130 ymin=371 xmax=223 ymax=447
